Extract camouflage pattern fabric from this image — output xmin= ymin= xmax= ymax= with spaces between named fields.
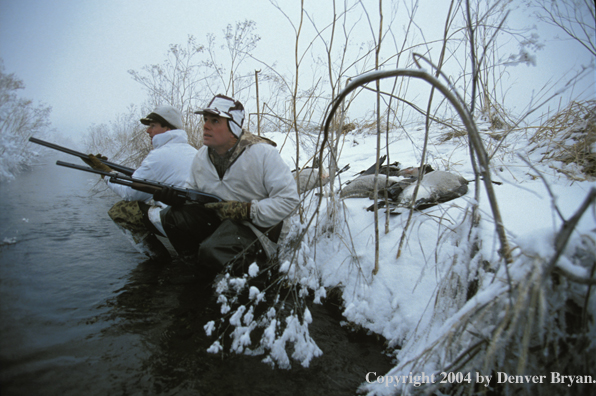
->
xmin=108 ymin=200 xmax=170 ymax=259
xmin=108 ymin=200 xmax=148 ymax=235
xmin=83 ymin=154 xmax=112 ymax=174
xmin=205 ymin=201 xmax=251 ymax=221
xmin=209 ymin=131 xmax=277 ymax=178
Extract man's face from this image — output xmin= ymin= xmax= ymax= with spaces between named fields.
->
xmin=146 ymin=122 xmax=169 ymax=140
xmin=202 ymin=114 xmax=237 ymax=155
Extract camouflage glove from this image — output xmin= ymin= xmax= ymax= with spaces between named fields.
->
xmin=83 ymin=154 xmax=112 ymax=178
xmin=153 ymin=186 xmax=186 ymax=207
xmin=205 ymin=201 xmax=251 ymax=221
xmin=82 ymin=153 xmax=108 ymax=166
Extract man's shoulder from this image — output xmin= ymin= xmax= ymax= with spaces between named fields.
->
xmin=153 ymin=129 xmax=193 ymax=148
xmin=239 ymin=131 xmax=277 ymax=148
xmin=146 ymin=139 xmax=197 ymax=165
xmin=242 ymin=141 xmax=281 ymax=161
xmin=152 ymin=141 xmax=196 ymax=155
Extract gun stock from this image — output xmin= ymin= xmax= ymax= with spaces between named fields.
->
xmin=29 ymin=137 xmax=135 ymax=176
xmin=56 ymin=160 xmax=222 ymax=204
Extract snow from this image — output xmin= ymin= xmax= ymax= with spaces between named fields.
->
xmin=265 ymin=117 xmax=596 ymax=392
xmin=3 ymin=113 xmax=595 ymax=393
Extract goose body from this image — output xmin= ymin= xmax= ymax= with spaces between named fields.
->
xmin=397 ymin=170 xmax=468 ymax=208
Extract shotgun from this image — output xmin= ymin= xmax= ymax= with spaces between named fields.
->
xmin=56 ymin=160 xmax=222 ymax=204
xmin=29 ymin=137 xmax=136 ymax=176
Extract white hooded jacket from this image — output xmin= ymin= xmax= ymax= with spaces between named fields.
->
xmin=106 ymin=129 xmax=197 ymax=202
xmin=188 ymin=140 xmax=299 ymax=229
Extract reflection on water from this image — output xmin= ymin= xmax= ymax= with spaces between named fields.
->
xmin=0 ymin=160 xmax=145 ymax=395
xmin=1 ymin=161 xmax=393 ymax=395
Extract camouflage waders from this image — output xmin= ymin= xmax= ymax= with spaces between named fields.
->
xmin=108 ymin=200 xmax=170 ymax=260
xmin=160 ymin=203 xmax=281 ymax=278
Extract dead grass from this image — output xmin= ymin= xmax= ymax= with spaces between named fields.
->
xmin=529 ymin=100 xmax=596 ymax=179
xmin=437 ymin=129 xmax=468 ymax=143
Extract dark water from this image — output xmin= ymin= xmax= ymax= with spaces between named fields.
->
xmin=0 ymin=161 xmax=393 ymax=395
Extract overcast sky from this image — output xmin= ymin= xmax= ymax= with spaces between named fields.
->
xmin=1 ymin=0 xmax=594 ymax=141
xmin=0 ymin=0 xmax=301 ymax=139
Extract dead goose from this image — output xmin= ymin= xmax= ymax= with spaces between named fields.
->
xmin=340 ymin=174 xmax=405 ymax=198
xmin=389 ymin=170 xmax=468 ymax=210
xmin=293 ymin=159 xmax=330 ymax=193
xmin=356 ymin=155 xmax=402 ymax=177
xmin=341 ymin=162 xmax=434 ymax=200
xmin=361 ymin=170 xmax=468 ymax=213
xmin=397 ymin=164 xmax=434 ymax=178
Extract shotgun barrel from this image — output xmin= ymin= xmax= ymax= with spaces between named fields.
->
xmin=29 ymin=137 xmax=136 ymax=176
xmin=56 ymin=160 xmax=222 ymax=204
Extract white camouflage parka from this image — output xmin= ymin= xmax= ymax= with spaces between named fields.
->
xmin=106 ymin=129 xmax=197 ymax=202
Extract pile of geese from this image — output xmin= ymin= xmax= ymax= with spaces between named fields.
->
xmin=339 ymin=155 xmax=469 ymax=214
xmin=293 ymin=155 xmax=469 ymax=214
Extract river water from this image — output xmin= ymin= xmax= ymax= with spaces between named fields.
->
xmin=0 ymin=160 xmax=393 ymax=395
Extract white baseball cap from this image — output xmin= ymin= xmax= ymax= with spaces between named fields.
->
xmin=140 ymin=105 xmax=184 ymax=130
xmin=195 ymin=94 xmax=245 ymax=137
